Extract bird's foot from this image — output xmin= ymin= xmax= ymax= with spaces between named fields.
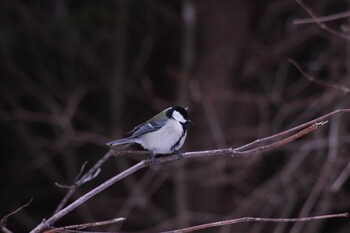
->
xmin=174 ymin=150 xmax=183 ymax=160
xmin=150 ymin=153 xmax=157 ymax=167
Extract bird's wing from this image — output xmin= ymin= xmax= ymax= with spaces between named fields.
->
xmin=128 ymin=120 xmax=167 ymax=138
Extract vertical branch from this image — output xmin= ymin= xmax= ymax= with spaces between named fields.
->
xmin=347 ymin=0 xmax=350 ymax=78
xmin=174 ymin=0 xmax=196 ymax=228
xmin=181 ymin=0 xmax=196 ymax=89
xmin=110 ymin=0 xmax=128 ymax=136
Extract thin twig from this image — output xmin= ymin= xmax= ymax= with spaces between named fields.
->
xmin=44 ymin=217 xmax=126 ymax=233
xmin=30 ymin=161 xmax=147 ymax=233
xmin=53 ymin=151 xmax=113 ymax=214
xmin=295 ymin=0 xmax=350 ymax=40
xmin=234 ymin=121 xmax=327 ymax=157
xmin=1 ymin=199 xmax=32 ymax=225
xmin=163 ymin=212 xmax=349 ymax=233
xmin=288 ymin=59 xmax=350 ymax=94
xmin=54 ymin=144 xmax=133 ymax=214
xmin=1 ymin=199 xmax=33 ymax=233
xmin=55 ymin=161 xmax=89 ymax=189
xmin=293 ymin=10 xmax=350 ymax=25
xmin=235 ymin=109 xmax=350 ymax=152
xmin=331 ymin=160 xmax=350 ymax=192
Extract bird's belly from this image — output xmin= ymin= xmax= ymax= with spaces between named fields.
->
xmin=138 ymin=121 xmax=186 ymax=154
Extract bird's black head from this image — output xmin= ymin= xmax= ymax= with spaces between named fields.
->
xmin=166 ymin=106 xmax=190 ymax=124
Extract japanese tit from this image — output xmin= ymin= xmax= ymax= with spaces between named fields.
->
xmin=106 ymin=106 xmax=192 ymax=165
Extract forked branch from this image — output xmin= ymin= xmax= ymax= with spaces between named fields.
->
xmin=30 ymin=109 xmax=350 ymax=233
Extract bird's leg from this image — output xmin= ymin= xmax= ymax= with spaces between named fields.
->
xmin=150 ymin=152 xmax=157 ymax=166
xmin=174 ymin=150 xmax=183 ymax=160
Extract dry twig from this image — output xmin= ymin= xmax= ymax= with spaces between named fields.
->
xmin=1 ymin=199 xmax=32 ymax=233
xmin=295 ymin=0 xmax=350 ymax=40
xmin=163 ymin=213 xmax=349 ymax=233
xmin=53 ymin=151 xmax=114 ymax=214
xmin=293 ymin=10 xmax=350 ymax=25
xmin=288 ymin=59 xmax=350 ymax=94
xmin=44 ymin=217 xmax=126 ymax=233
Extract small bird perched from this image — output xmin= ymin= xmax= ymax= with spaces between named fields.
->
xmin=106 ymin=106 xmax=192 ymax=165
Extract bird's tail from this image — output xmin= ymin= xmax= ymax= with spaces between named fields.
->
xmin=106 ymin=137 xmax=135 ymax=147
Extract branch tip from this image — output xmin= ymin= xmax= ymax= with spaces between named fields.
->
xmin=1 ymin=198 xmax=33 ymax=225
xmin=55 ymin=182 xmax=73 ymax=189
xmin=81 ymin=168 xmax=101 ymax=184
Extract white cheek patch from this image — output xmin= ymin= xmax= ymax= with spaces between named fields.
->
xmin=172 ymin=110 xmax=186 ymax=123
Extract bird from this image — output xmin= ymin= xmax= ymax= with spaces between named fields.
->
xmin=106 ymin=106 xmax=192 ymax=165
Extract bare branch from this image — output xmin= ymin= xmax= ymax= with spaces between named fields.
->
xmin=55 ymin=161 xmax=89 ymax=189
xmin=164 ymin=213 xmax=349 ymax=233
xmin=44 ymin=217 xmax=126 ymax=233
xmin=236 ymin=108 xmax=350 ymax=152
xmin=331 ymin=160 xmax=350 ymax=192
xmin=29 ymin=125 xmax=324 ymax=233
xmin=1 ymin=199 xmax=32 ymax=233
xmin=295 ymin=0 xmax=350 ymax=40
xmin=30 ymin=161 xmax=146 ymax=233
xmin=288 ymin=59 xmax=350 ymax=94
xmin=0 ymin=226 xmax=12 ymax=233
xmin=53 ymin=151 xmax=113 ymax=214
xmin=30 ymin=109 xmax=350 ymax=233
xmin=234 ymin=121 xmax=327 ymax=157
xmin=53 ymin=144 xmax=134 ymax=214
xmin=293 ymin=10 xmax=350 ymax=25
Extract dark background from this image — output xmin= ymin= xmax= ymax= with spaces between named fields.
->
xmin=1 ymin=0 xmax=350 ymax=232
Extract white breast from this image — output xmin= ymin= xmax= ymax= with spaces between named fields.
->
xmin=135 ymin=119 xmax=186 ymax=154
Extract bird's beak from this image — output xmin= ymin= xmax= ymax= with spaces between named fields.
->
xmin=188 ymin=120 xmax=193 ymax=124
xmin=185 ymin=106 xmax=190 ymax=111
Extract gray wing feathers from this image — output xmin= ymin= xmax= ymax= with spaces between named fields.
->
xmin=106 ymin=137 xmax=134 ymax=146
xmin=106 ymin=120 xmax=167 ymax=147
xmin=128 ymin=120 xmax=167 ymax=138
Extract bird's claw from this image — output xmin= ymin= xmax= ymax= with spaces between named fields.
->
xmin=150 ymin=153 xmax=157 ymax=167
xmin=174 ymin=150 xmax=183 ymax=160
